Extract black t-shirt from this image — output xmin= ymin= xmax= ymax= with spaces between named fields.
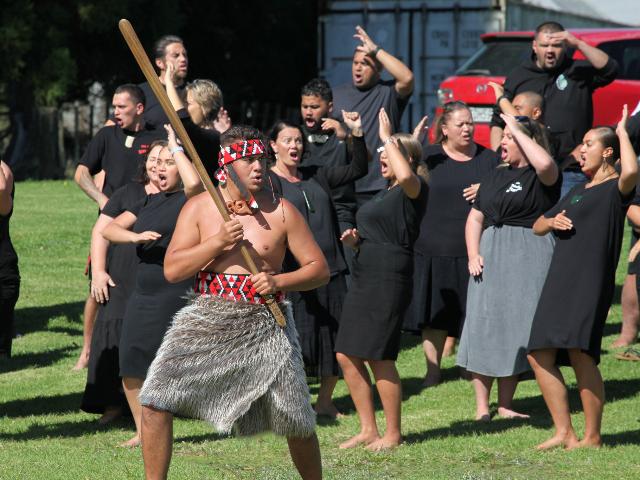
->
xmin=139 ymin=81 xmax=186 ymax=128
xmin=490 ymin=56 xmax=618 ymax=158
xmin=357 ymin=179 xmax=428 ymax=249
xmin=102 ymin=182 xmax=147 ymax=219
xmin=128 ymin=191 xmax=187 ymax=265
xmin=474 ymin=165 xmax=561 ymax=228
xmin=415 ymin=144 xmax=499 ymax=256
xmin=332 ymin=80 xmax=410 ymax=193
xmin=280 ymin=177 xmax=346 ymax=276
xmin=301 ymin=125 xmax=355 ymax=230
xmin=0 ymin=185 xmax=18 ymax=281
xmin=78 ymin=125 xmax=164 ymax=197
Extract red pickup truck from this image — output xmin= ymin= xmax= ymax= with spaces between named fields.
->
xmin=434 ymin=29 xmax=640 ymax=147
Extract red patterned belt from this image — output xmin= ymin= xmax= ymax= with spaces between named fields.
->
xmin=194 ymin=272 xmax=285 ymax=305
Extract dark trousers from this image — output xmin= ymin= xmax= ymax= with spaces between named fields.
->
xmin=0 ymin=278 xmax=20 ymax=358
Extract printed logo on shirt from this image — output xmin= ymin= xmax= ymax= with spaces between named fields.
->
xmin=570 ymin=194 xmax=583 ymax=205
xmin=138 ymin=143 xmax=150 ymax=155
xmin=556 ymin=74 xmax=568 ymax=91
xmin=505 ymin=182 xmax=523 ymax=193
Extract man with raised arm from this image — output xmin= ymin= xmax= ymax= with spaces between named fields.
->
xmin=489 ymin=21 xmax=618 ymax=194
xmin=138 ymin=125 xmax=329 ymax=480
xmin=332 ymin=25 xmax=414 ymax=205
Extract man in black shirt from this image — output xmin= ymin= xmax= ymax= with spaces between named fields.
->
xmin=75 ymin=84 xmax=164 ymax=207
xmin=489 ymin=21 xmax=618 ymax=194
xmin=300 ymin=78 xmax=355 ymax=234
xmin=332 ymin=25 xmax=414 ymax=205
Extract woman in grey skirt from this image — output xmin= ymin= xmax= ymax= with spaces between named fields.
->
xmin=456 ymin=114 xmax=560 ymax=421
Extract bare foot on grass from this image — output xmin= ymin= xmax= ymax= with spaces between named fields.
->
xmin=536 ymin=431 xmax=579 ymax=451
xmin=497 ymin=407 xmax=530 ymax=419
xmin=339 ymin=432 xmax=380 ymax=449
xmin=365 ymin=435 xmax=402 ymax=452
xmin=566 ymin=436 xmax=601 ymax=450
xmin=119 ymin=435 xmax=141 ymax=448
xmin=72 ymin=349 xmax=89 ymax=371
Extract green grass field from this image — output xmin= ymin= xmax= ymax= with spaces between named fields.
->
xmin=1 ymin=180 xmax=639 ymax=479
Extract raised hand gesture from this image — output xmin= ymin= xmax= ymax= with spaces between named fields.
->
xmin=214 ymin=107 xmax=232 ymax=134
xmin=546 ymin=30 xmax=580 ymax=48
xmin=616 ymin=104 xmax=629 ymax=137
xmin=354 ymin=25 xmax=378 ymax=57
xmin=488 ymin=81 xmax=505 ymax=101
xmin=378 ymin=107 xmax=393 ymax=141
xmin=412 ymin=115 xmax=429 ymax=144
xmin=164 ymin=124 xmax=180 ymax=151
xmin=341 ymin=111 xmax=362 ymax=132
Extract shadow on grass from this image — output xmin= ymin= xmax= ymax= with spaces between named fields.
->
xmin=403 ymin=378 xmax=640 ymax=444
xmin=331 ymin=375 xmax=439 ymax=416
xmin=175 ymin=431 xmax=230 ymax=443
xmin=16 ymin=301 xmax=85 ymax=336
xmin=0 ymin=391 xmax=83 ymax=418
xmin=0 ymin=416 xmax=129 ymax=441
xmin=0 ymin=345 xmax=77 ymax=374
xmin=404 ymin=416 xmax=540 ymax=444
xmin=603 ymin=429 xmax=640 ymax=446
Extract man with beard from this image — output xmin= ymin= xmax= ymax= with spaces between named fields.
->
xmin=332 ymin=25 xmax=414 ymax=206
xmin=300 ymin=78 xmax=356 ymax=233
xmin=489 ymin=21 xmax=618 ymax=194
xmin=139 ymin=35 xmax=189 ymax=128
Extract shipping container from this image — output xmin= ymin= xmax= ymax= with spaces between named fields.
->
xmin=318 ymin=0 xmax=627 ymax=130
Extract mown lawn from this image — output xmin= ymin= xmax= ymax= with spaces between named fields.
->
xmin=1 ymin=180 xmax=639 ymax=479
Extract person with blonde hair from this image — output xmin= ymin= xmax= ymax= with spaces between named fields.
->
xmin=335 ymin=107 xmax=427 ymax=451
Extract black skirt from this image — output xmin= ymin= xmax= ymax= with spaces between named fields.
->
xmin=402 ymin=253 xmax=469 ymax=337
xmin=80 ymin=313 xmax=128 ymax=414
xmin=290 ymin=273 xmax=346 ymax=377
xmin=119 ymin=263 xmax=191 ymax=379
xmin=335 ymin=241 xmax=413 ymax=361
xmin=80 ymin=243 xmax=137 ymax=414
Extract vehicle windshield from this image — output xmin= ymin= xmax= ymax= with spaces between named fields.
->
xmin=456 ymin=39 xmax=532 ymax=76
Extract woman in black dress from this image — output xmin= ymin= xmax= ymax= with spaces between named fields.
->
xmin=0 ymin=160 xmax=19 ymax=359
xmin=102 ymin=125 xmax=203 ymax=446
xmin=335 ymin=108 xmax=427 ymax=451
xmin=80 ymin=141 xmax=162 ymax=424
xmin=268 ymin=111 xmax=367 ymax=418
xmin=528 ymin=106 xmax=637 ymax=450
xmin=403 ymin=101 xmax=498 ymax=387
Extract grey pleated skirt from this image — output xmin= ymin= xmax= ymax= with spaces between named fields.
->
xmin=456 ymin=225 xmax=554 ymax=377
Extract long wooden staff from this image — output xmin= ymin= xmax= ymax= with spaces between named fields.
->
xmin=118 ymin=19 xmax=286 ymax=327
